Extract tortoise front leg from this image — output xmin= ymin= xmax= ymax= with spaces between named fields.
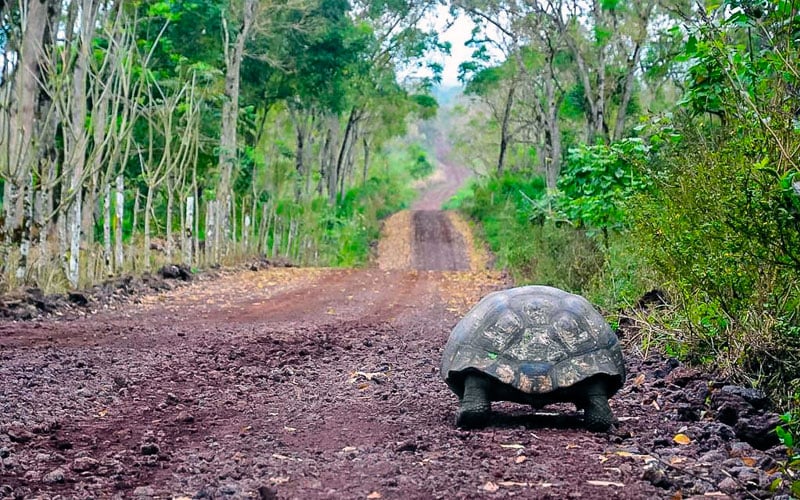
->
xmin=581 ymin=377 xmax=615 ymax=432
xmin=457 ymin=374 xmax=492 ymax=429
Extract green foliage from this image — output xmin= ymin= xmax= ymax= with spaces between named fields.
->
xmin=632 ymin=0 xmax=800 ymax=365
xmin=562 ymin=83 xmax=588 ymax=119
xmin=318 ymin=144 xmax=418 ymax=265
xmin=630 ymin=119 xmax=800 ymax=378
xmin=407 ymin=145 xmax=434 ymax=180
xmin=462 ymin=65 xmax=506 ymax=96
xmin=774 ymin=411 xmax=800 ymax=495
xmin=452 ymin=171 xmax=610 ymax=292
xmin=555 ymin=139 xmax=650 ymax=238
xmin=442 ymin=182 xmax=475 ymax=211
xmin=411 ymin=94 xmax=438 ymax=120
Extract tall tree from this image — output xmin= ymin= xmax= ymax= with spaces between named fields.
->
xmin=217 ymin=0 xmax=256 ymax=250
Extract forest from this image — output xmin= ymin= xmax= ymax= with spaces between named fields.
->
xmin=0 ymin=0 xmax=440 ymax=289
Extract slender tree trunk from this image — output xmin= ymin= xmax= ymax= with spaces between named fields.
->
xmin=192 ymin=173 xmax=199 ymax=263
xmin=272 ymin=218 xmax=280 ymax=259
xmin=64 ymin=0 xmax=98 ymax=287
xmin=16 ymin=171 xmax=34 ymax=280
xmin=82 ymin=171 xmax=97 ymax=247
xmin=334 ymin=108 xmax=359 ymax=204
xmin=612 ymin=42 xmax=643 ymax=141
xmin=258 ymin=203 xmax=268 ymax=254
xmin=143 ymin=185 xmax=154 ymax=270
xmin=132 ymin=189 xmax=140 ymax=237
xmin=3 ymin=0 xmax=49 ymax=250
xmin=36 ymin=172 xmax=52 ymax=270
xmin=103 ymin=182 xmax=111 ymax=275
xmin=362 ymin=137 xmax=370 ymax=185
xmin=243 ymin=213 xmax=250 ymax=252
xmin=320 ymin=117 xmax=336 ymax=198
xmin=218 ymin=0 xmax=256 ymax=250
xmin=184 ymin=195 xmax=194 ymax=265
xmin=291 ymin=110 xmax=315 ymax=200
xmin=205 ymin=200 xmax=215 ymax=264
xmin=166 ymin=179 xmax=174 ymax=259
xmin=544 ymin=63 xmax=562 ymax=189
xmin=114 ymin=175 xmax=124 ymax=272
xmin=498 ymin=85 xmax=516 ymax=174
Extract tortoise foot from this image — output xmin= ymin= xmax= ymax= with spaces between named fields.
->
xmin=456 ymin=407 xmax=491 ymax=429
xmin=583 ymin=394 xmax=615 ymax=432
xmin=457 ymin=374 xmax=492 ymax=429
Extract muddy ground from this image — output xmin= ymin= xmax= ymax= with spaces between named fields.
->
xmin=0 ymin=156 xmax=794 ymax=499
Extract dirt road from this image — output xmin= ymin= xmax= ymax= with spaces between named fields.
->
xmin=0 ymin=158 xmax=789 ymax=498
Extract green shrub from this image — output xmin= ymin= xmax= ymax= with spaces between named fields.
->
xmin=631 ymin=121 xmax=800 ymax=386
xmin=454 ymin=170 xmax=613 ymax=293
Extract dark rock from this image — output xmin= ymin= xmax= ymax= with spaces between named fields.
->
xmin=396 ymin=441 xmax=417 ymax=453
xmin=729 ymin=466 xmax=765 ymax=487
xmin=133 ymin=485 xmax=155 ymax=497
xmin=719 ymin=385 xmax=768 ymax=410
xmin=693 ymin=422 xmax=736 ymax=443
xmin=734 ymin=414 xmax=781 ymax=450
xmin=71 ymin=456 xmax=99 ymax=472
xmin=42 ymin=468 xmax=66 ymax=484
xmin=642 ymin=463 xmax=671 ymax=488
xmin=710 ymin=385 xmax=770 ymax=429
xmin=158 ymin=264 xmax=193 ymax=281
xmin=716 ymin=402 xmax=741 ymax=426
xmin=175 ymin=411 xmax=195 ymax=424
xmin=140 ymin=443 xmax=160 ymax=456
xmin=6 ymin=427 xmax=34 ymax=444
xmin=757 ymin=453 xmax=777 ymax=470
xmin=0 ymin=447 xmax=9 ymax=458
xmin=718 ymin=476 xmax=738 ymax=494
xmin=676 ymin=404 xmax=701 ymax=421
xmin=258 ymin=486 xmax=278 ymax=500
xmin=684 ymin=379 xmax=710 ymax=403
xmin=68 ymin=292 xmax=90 ymax=306
xmin=727 ymin=441 xmax=754 ymax=458
xmin=698 ymin=450 xmax=726 ymax=464
xmin=665 ymin=367 xmax=701 ymax=387
xmin=653 ymin=358 xmax=680 ymax=379
xmin=54 ymin=439 xmax=73 ymax=450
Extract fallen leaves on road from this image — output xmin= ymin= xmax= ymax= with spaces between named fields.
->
xmin=673 ymin=433 xmax=692 ymax=445
xmin=586 ymin=480 xmax=625 ymax=487
xmin=376 ymin=211 xmax=412 ymax=270
xmin=482 ymin=480 xmax=554 ymax=491
xmin=349 ymin=371 xmax=387 ymax=383
xmin=445 ymin=211 xmax=490 ymax=271
xmin=482 ymin=481 xmax=500 ymax=492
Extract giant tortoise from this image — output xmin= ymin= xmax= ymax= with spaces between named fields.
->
xmin=440 ymin=286 xmax=625 ymax=430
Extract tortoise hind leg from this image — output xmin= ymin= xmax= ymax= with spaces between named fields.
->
xmin=581 ymin=377 xmax=615 ymax=432
xmin=457 ymin=374 xmax=492 ymax=429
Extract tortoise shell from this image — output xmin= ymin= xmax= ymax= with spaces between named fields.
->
xmin=440 ymin=286 xmax=625 ymax=397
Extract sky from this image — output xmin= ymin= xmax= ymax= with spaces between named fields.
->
xmin=428 ymin=6 xmax=476 ymax=88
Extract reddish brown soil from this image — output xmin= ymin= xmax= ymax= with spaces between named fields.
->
xmin=412 ymin=137 xmax=471 ymax=211
xmin=412 ymin=211 xmax=469 ymax=271
xmin=0 ymin=173 xmax=791 ymax=498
